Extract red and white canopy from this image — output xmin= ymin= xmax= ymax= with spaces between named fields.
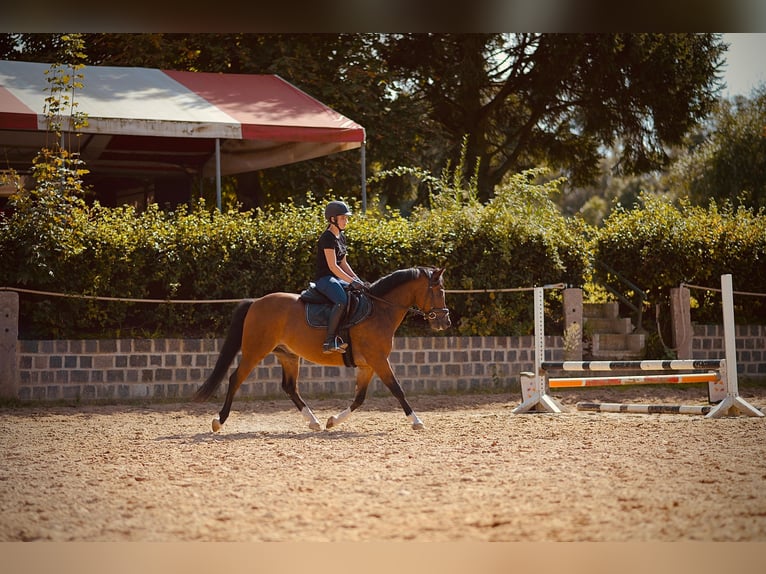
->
xmin=0 ymin=59 xmax=365 ymax=180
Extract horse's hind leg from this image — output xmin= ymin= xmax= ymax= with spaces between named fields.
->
xmin=274 ymin=347 xmax=321 ymax=431
xmin=213 ymin=345 xmax=266 ymax=432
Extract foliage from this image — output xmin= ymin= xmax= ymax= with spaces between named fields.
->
xmin=3 ymin=179 xmax=766 ymax=338
xmin=1 ymin=33 xmax=725 ymax=212
xmin=666 ymin=85 xmax=766 ymax=209
xmin=32 ymin=33 xmax=90 ymax=199
xmin=594 ymin=192 xmax=766 ymax=323
xmin=381 ymin=33 xmax=725 ymax=201
xmin=1 ymin=169 xmax=592 ymax=338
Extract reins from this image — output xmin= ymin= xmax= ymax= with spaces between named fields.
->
xmin=364 ymin=290 xmax=420 ymax=314
xmin=363 ymin=270 xmax=449 ymax=321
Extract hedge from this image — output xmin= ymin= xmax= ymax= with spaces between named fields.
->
xmin=594 ymin=193 xmax=766 ymax=324
xmin=2 ymin=181 xmax=765 ymax=340
xmin=0 ymin=172 xmax=589 ymax=338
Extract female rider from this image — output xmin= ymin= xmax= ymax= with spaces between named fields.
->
xmin=314 ymin=200 xmax=366 ymax=353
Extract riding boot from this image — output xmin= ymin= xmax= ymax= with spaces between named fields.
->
xmin=323 ymin=302 xmax=348 ymax=354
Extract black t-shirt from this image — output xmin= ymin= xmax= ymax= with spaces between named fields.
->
xmin=315 ymin=228 xmax=348 ymax=280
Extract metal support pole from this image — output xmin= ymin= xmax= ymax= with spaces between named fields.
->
xmin=361 ymin=142 xmax=367 ymax=213
xmin=215 ymin=138 xmax=222 ymax=211
xmin=512 ymin=286 xmax=563 ymax=414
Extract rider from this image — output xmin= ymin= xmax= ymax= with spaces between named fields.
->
xmin=315 ymin=200 xmax=367 ymax=354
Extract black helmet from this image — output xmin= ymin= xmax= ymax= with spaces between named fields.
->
xmin=324 ymin=200 xmax=352 ymax=221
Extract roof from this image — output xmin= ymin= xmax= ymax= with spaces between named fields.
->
xmin=0 ymin=59 xmax=365 ymax=183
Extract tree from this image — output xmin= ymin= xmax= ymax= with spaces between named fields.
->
xmin=666 ymin=85 xmax=766 ymax=209
xmin=381 ymin=33 xmax=726 ymax=201
xmin=2 ymin=33 xmax=726 ymax=209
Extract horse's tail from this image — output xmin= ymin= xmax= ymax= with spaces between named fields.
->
xmin=192 ymin=299 xmax=253 ymax=402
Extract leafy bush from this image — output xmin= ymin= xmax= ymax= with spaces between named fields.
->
xmin=1 ymin=170 xmax=590 ymax=338
xmin=594 ymin=193 xmax=766 ymax=323
xmin=5 ymin=177 xmax=765 ymax=339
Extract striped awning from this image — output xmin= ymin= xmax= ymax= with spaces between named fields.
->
xmin=0 ymin=59 xmax=365 ymax=179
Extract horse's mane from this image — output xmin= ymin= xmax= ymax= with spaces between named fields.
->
xmin=368 ymin=267 xmax=425 ymax=297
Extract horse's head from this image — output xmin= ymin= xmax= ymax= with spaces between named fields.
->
xmin=419 ymin=267 xmax=451 ymax=331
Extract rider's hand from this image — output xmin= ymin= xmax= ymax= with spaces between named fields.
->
xmin=351 ymin=278 xmax=367 ymax=291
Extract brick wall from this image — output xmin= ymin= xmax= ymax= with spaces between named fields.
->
xmin=15 ymin=326 xmax=764 ymax=402
xmin=692 ymin=324 xmax=766 ymax=378
xmin=16 ymin=336 xmax=566 ymax=402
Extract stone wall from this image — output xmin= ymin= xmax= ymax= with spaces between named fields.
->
xmin=16 ymin=335 xmax=564 ymax=402
xmin=11 ymin=325 xmax=765 ymax=403
xmin=692 ymin=324 xmax=766 ymax=378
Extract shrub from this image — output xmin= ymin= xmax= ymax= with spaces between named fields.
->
xmin=594 ymin=193 xmax=766 ymax=323
xmin=1 ymin=172 xmax=591 ymax=338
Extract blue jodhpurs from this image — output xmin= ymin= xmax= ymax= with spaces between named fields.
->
xmin=315 ymin=275 xmax=348 ymax=305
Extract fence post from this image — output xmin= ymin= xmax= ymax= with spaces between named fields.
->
xmin=670 ymin=286 xmax=692 ymax=359
xmin=0 ymin=291 xmax=19 ymax=399
xmin=563 ymin=287 xmax=583 ymax=361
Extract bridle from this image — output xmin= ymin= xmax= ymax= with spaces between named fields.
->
xmin=366 ymin=269 xmax=450 ymax=323
xmin=415 ymin=270 xmax=450 ymax=322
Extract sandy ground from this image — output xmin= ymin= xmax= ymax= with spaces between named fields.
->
xmin=1 ymin=385 xmax=765 ymax=542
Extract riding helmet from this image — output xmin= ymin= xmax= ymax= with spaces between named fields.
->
xmin=324 ymin=200 xmax=352 ymax=221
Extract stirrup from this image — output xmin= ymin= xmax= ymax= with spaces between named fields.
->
xmin=323 ymin=336 xmax=348 ymax=354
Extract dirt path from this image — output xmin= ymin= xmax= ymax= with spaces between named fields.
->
xmin=1 ymin=386 xmax=765 ymax=542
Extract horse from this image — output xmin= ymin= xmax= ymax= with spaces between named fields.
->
xmin=192 ymin=266 xmax=450 ymax=432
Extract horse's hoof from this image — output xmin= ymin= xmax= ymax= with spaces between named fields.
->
xmin=412 ymin=421 xmax=425 ymax=430
xmin=212 ymin=418 xmax=221 ymax=432
xmin=309 ymin=420 xmax=321 ymax=431
xmin=326 ymin=416 xmax=336 ymax=429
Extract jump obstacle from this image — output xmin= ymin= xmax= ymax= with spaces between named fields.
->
xmin=512 ymin=274 xmax=763 ymax=418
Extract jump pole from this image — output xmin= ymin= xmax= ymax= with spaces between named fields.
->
xmin=576 ymin=402 xmax=712 ymax=415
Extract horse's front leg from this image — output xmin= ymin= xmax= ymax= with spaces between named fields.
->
xmin=326 ymin=365 xmax=374 ymax=429
xmin=371 ymin=358 xmax=424 ymax=430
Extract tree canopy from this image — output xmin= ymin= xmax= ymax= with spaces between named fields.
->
xmin=381 ymin=33 xmax=725 ymax=200
xmin=1 ymin=33 xmax=727 ymax=209
xmin=666 ymin=85 xmax=766 ymax=209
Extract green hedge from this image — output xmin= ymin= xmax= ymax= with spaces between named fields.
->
xmin=0 ymin=173 xmax=588 ymax=338
xmin=2 ymin=183 xmax=765 ymax=340
xmin=594 ymin=193 xmax=766 ymax=323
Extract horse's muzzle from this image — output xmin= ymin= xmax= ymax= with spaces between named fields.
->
xmin=427 ymin=308 xmax=451 ymax=331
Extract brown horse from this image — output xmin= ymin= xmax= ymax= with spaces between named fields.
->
xmin=193 ymin=267 xmax=450 ymax=432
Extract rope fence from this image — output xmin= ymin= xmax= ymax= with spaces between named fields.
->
xmin=444 ymin=283 xmax=566 ymax=294
xmin=680 ymin=282 xmax=766 ymax=298
xmin=4 ymin=282 xmax=764 ymax=304
xmin=1 ymin=283 xmax=569 ymax=304
xmin=0 ymin=286 xmax=242 ymax=304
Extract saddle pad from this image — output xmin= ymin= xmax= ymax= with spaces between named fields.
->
xmin=303 ymin=293 xmax=372 ymax=329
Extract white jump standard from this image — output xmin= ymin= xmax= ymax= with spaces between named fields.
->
xmin=512 ymin=274 xmax=763 ymax=418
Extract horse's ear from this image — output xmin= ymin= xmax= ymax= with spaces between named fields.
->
xmin=433 ymin=267 xmax=445 ymax=280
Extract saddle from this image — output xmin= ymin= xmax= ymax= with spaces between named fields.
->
xmin=298 ymin=283 xmax=372 ymax=329
xmin=298 ymin=284 xmax=373 ymax=369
